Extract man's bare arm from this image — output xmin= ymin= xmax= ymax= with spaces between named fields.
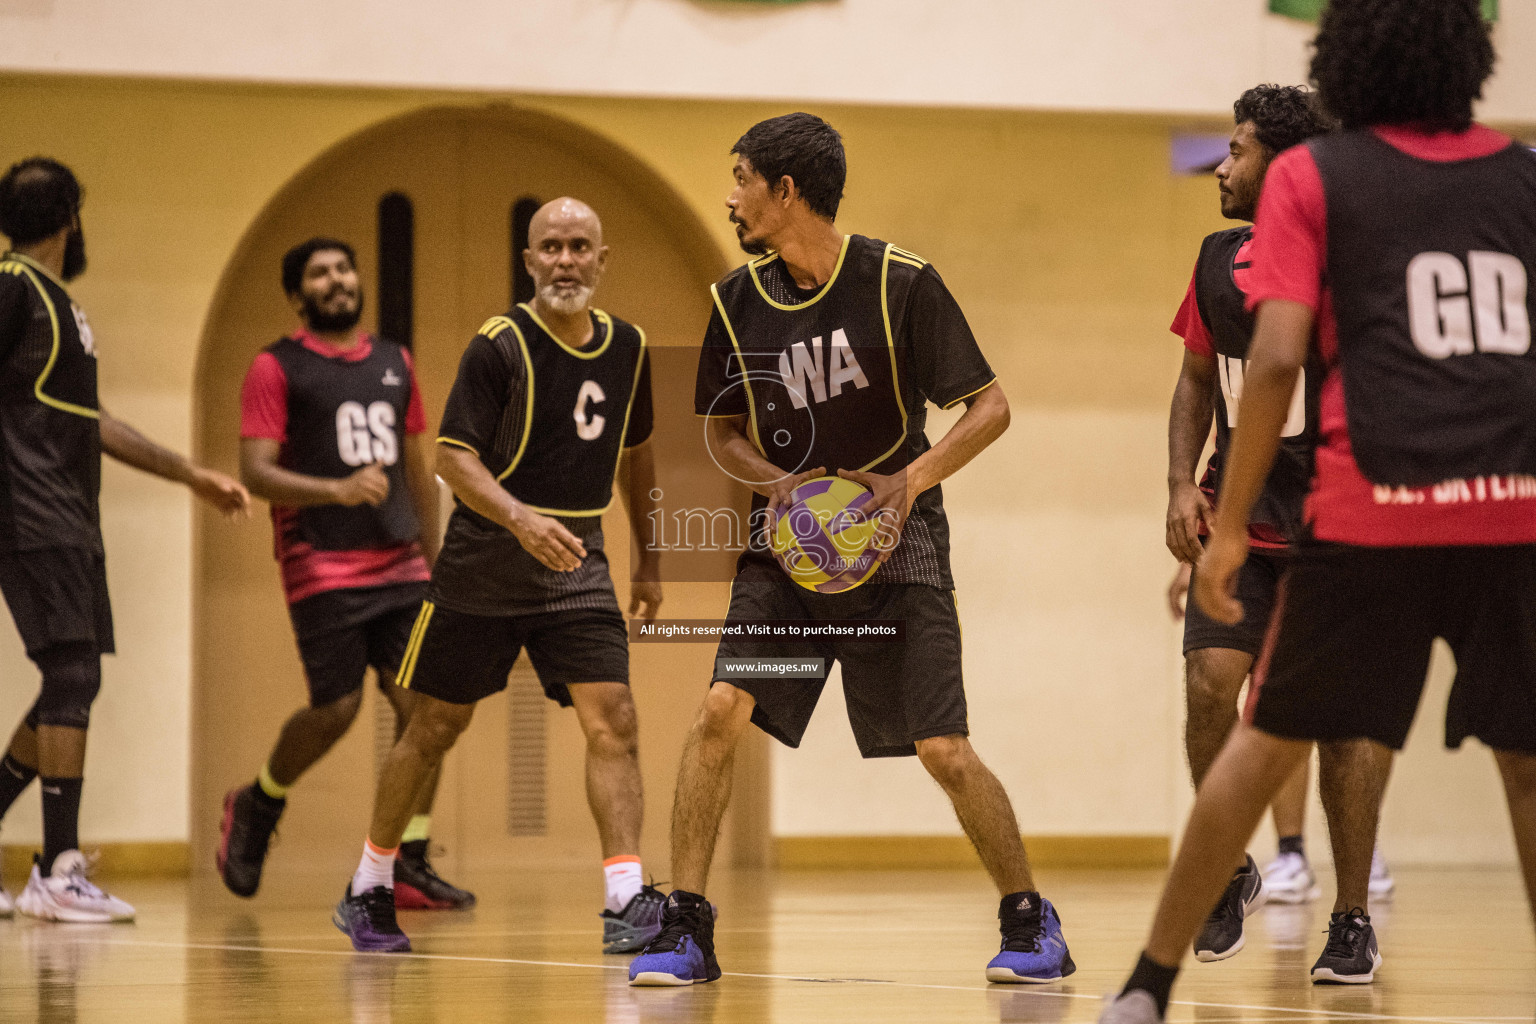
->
xmin=102 ymin=407 xmax=249 ymax=516
xmin=617 ymin=438 xmax=662 ymax=619
xmin=239 ymin=437 xmax=387 ymax=509
xmin=1193 ymin=300 xmax=1313 ymax=623
xmin=1167 ymin=350 xmax=1218 ymax=564
xmin=401 ymin=434 xmax=441 ymax=565
xmin=435 ymin=443 xmax=585 ymax=572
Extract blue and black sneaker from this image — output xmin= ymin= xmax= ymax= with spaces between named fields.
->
xmin=985 ymin=892 xmax=1076 ymax=983
xmin=628 ymin=891 xmax=720 ymax=986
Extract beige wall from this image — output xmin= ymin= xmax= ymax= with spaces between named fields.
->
xmin=0 ymin=74 xmax=1522 ymax=866
xmin=2 ymin=0 xmax=1536 ymax=122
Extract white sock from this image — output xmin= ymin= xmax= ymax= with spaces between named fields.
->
xmin=351 ymin=839 xmax=397 ymax=897
xmin=603 ymin=856 xmax=643 ymax=914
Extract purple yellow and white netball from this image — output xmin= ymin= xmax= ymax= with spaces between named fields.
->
xmin=769 ymin=475 xmax=882 ymax=593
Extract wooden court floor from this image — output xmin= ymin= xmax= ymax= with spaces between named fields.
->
xmin=0 ymin=866 xmax=1530 ymax=1023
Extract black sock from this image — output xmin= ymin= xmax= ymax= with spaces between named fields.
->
xmin=400 ymin=838 xmax=428 ymax=862
xmin=0 ymin=753 xmax=37 ymax=818
xmin=40 ymin=776 xmax=83 ymax=874
xmin=1123 ymin=951 xmax=1178 ymax=1017
xmin=248 ymin=779 xmax=286 ymax=812
xmin=1278 ymin=834 xmax=1305 ymax=858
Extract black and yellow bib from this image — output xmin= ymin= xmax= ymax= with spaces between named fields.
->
xmin=478 ymin=303 xmax=647 ymax=516
xmin=0 ymin=252 xmax=102 ymax=552
xmin=711 ymin=235 xmax=911 ymax=476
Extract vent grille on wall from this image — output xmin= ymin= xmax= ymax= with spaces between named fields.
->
xmin=511 ymin=197 xmax=541 ymax=308
xmin=507 ymin=664 xmax=548 ymax=836
xmin=377 ymin=192 xmax=414 ymax=348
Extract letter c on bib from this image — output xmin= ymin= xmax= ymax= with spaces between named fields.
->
xmin=574 ymin=380 xmax=607 ymax=441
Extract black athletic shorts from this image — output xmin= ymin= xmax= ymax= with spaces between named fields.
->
xmin=287 ymin=582 xmax=426 ymax=707
xmin=715 ymin=579 xmax=967 ymax=759
xmin=396 ymin=600 xmax=629 ymax=706
xmin=1184 ymin=546 xmax=1287 ymax=656
xmin=1249 ymin=542 xmax=1536 ymax=753
xmin=0 ymin=547 xmax=114 ymax=658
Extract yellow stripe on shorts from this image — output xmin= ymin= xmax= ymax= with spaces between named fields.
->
xmin=396 ymin=601 xmax=435 ymax=690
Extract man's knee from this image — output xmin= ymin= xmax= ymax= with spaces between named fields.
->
xmin=311 ymin=689 xmax=364 ymax=737
xmin=1495 ymin=749 xmax=1536 ymax=795
xmin=32 ymin=646 xmax=101 ymax=730
xmin=404 ymin=699 xmax=473 ymax=759
xmin=583 ymin=689 xmax=639 ymax=758
xmin=1185 ymin=648 xmax=1251 ymax=710
xmin=691 ymin=683 xmax=754 ymax=753
xmin=915 ymin=734 xmax=978 ymax=790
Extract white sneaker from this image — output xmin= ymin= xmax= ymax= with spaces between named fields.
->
xmin=15 ymin=851 xmax=135 ymax=923
xmin=0 ymin=884 xmax=13 ymax=918
xmin=1368 ymin=848 xmax=1395 ymax=901
xmin=1261 ymin=851 xmax=1321 ymax=904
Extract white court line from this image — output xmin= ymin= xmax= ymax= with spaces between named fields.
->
xmin=94 ymin=937 xmax=1525 ymax=1024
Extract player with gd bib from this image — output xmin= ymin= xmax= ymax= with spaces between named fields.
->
xmin=629 ymin=113 xmax=1074 ymax=986
xmin=334 ymin=198 xmax=664 ymax=955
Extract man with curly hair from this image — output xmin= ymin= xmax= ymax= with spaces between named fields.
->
xmin=1164 ymin=84 xmax=1349 ymax=965
xmin=1104 ymin=2 xmax=1536 ymax=1020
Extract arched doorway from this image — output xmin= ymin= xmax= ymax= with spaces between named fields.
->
xmin=190 ymin=104 xmax=758 ymax=880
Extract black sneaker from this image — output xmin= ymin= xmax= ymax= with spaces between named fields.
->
xmin=333 ymin=884 xmax=411 ymax=952
xmin=602 ymin=884 xmax=666 ymax=954
xmin=1310 ymin=908 xmax=1381 ymax=984
xmin=628 ymin=892 xmax=721 ymax=986
xmin=217 ymin=785 xmax=283 ymax=898
xmin=393 ymin=840 xmax=476 ymax=910
xmin=1193 ymin=854 xmax=1265 ymax=962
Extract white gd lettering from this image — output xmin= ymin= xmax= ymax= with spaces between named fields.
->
xmin=778 ymin=328 xmax=868 ymax=410
xmin=574 ymin=380 xmax=606 ymax=441
xmin=1217 ymin=355 xmax=1306 ymax=438
xmin=1407 ymin=250 xmax=1530 ymax=358
xmin=336 ymin=400 xmax=399 ymax=466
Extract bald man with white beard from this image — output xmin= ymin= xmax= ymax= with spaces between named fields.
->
xmin=333 ymin=198 xmax=665 ymax=955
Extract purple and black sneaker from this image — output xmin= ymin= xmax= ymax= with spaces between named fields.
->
xmin=333 ymin=884 xmax=411 ymax=953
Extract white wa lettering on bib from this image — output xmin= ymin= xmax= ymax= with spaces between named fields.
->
xmin=778 ymin=328 xmax=869 ymax=410
xmin=1218 ymin=355 xmax=1307 ymax=438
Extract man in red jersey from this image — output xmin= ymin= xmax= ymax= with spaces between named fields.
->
xmin=218 ymin=238 xmax=472 ymax=910
xmin=1166 ymin=85 xmax=1398 ymax=977
xmin=1103 ymin=2 xmax=1536 ymax=1020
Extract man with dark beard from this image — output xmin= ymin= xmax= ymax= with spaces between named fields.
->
xmin=0 ymin=157 xmax=249 ymax=922
xmin=218 ymin=238 xmax=473 ymax=911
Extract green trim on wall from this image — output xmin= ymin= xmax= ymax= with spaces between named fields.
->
xmin=1270 ymin=0 xmax=1496 ymax=20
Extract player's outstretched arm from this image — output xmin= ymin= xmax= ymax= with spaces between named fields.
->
xmin=400 ymin=433 xmax=441 ymax=566
xmin=1167 ymin=350 xmax=1218 ymax=565
xmin=1193 ymin=299 xmax=1312 ymax=625
xmin=435 ymin=442 xmax=586 ymax=572
xmin=617 ymin=438 xmax=662 ymax=620
xmin=840 ymin=381 xmax=1010 ymax=562
xmin=239 ymin=436 xmax=387 ymax=510
xmin=100 ymin=407 xmax=250 ymax=518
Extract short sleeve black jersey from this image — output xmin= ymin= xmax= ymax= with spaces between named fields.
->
xmin=430 ymin=303 xmax=651 ymax=616
xmin=695 ymin=235 xmax=995 ymax=589
xmin=0 ymin=254 xmax=102 ymax=553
